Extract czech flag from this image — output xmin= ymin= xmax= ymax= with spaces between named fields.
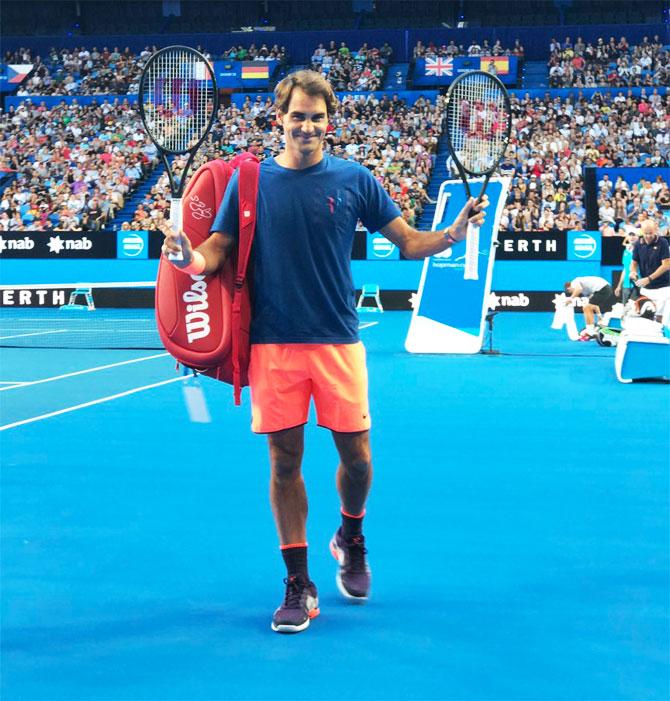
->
xmin=7 ymin=64 xmax=33 ymax=84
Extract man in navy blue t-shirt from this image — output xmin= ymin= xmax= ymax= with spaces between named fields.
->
xmin=162 ymin=70 xmax=487 ymax=634
xmin=631 ymin=219 xmax=670 ymax=291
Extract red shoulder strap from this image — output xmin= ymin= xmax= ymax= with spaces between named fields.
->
xmin=231 ymin=153 xmax=260 ymax=404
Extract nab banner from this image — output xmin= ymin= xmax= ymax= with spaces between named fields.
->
xmin=488 ymin=290 xmax=569 ymax=312
xmin=0 ymin=232 xmax=116 ymax=259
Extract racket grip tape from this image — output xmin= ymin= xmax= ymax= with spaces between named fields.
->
xmin=168 ymin=197 xmax=184 ymax=262
xmin=464 ymin=222 xmax=480 ymax=281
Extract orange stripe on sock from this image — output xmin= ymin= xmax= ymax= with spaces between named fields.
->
xmin=279 ymin=542 xmax=308 ymax=550
xmin=341 ymin=507 xmax=365 ymax=519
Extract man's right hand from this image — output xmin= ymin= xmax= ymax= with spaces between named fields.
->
xmin=160 ymin=223 xmax=195 ymax=269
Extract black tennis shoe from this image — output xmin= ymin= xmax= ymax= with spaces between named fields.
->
xmin=329 ymin=528 xmax=371 ymax=602
xmin=271 ymin=575 xmax=319 ymax=633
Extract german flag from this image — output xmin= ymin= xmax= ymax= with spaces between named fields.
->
xmin=480 ymin=56 xmax=509 ymax=75
xmin=241 ymin=62 xmax=270 ymax=80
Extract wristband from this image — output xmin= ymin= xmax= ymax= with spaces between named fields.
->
xmin=444 ymin=229 xmax=458 ymax=246
xmin=179 ymin=250 xmax=206 ymax=275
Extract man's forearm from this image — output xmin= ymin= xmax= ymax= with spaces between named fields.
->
xmin=647 ymin=260 xmax=670 ymax=283
xmin=401 ymin=227 xmax=458 ymax=260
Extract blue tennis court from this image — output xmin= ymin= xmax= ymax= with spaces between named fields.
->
xmin=1 ymin=311 xmax=668 ymax=700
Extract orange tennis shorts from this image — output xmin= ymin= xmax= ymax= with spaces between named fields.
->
xmin=248 ymin=342 xmax=371 ymax=434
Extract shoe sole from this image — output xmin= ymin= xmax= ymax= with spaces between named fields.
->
xmin=330 ymin=537 xmax=370 ymax=603
xmin=271 ymin=608 xmax=320 ymax=634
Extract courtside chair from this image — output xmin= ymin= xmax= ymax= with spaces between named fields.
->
xmin=356 ymin=284 xmax=383 ymax=313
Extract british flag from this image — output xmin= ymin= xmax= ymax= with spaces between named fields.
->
xmin=424 ymin=57 xmax=453 ymax=77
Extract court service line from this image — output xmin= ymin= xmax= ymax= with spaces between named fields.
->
xmin=0 ymin=353 xmax=170 ymax=392
xmin=0 ymin=330 xmax=69 ymax=340
xmin=358 ymin=321 xmax=380 ymax=330
xmin=0 ymin=375 xmax=186 ymax=432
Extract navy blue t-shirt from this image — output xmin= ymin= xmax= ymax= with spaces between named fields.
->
xmin=211 ymin=154 xmax=400 ymax=343
xmin=633 ymin=235 xmax=670 ymax=289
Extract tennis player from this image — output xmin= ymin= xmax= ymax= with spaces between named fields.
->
xmin=162 ymin=70 xmax=487 ymax=634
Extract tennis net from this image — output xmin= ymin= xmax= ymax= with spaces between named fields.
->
xmin=0 ymin=282 xmax=164 ymax=349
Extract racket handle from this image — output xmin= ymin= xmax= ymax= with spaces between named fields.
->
xmin=168 ymin=197 xmax=184 ymax=262
xmin=464 ymin=222 xmax=480 ymax=281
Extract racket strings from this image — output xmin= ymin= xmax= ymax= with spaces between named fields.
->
xmin=447 ymin=74 xmax=509 ymax=176
xmin=142 ymin=48 xmax=214 ymax=153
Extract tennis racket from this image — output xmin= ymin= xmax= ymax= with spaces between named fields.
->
xmin=445 ymin=70 xmax=511 ymax=280
xmin=138 ymin=45 xmax=218 ymax=260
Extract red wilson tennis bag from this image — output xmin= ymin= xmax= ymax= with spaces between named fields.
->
xmin=155 ymin=153 xmax=259 ymax=404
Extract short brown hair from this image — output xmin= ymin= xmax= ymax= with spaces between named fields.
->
xmin=274 ymin=69 xmax=338 ymax=118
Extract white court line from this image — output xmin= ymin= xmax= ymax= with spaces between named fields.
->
xmin=358 ymin=321 xmax=380 ymax=330
xmin=0 ymin=330 xmax=69 ymax=340
xmin=0 ymin=381 xmax=28 ymax=385
xmin=0 ymin=375 xmax=186 ymax=432
xmin=0 ymin=353 xmax=169 ymax=392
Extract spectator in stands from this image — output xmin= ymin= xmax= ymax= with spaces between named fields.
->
xmin=548 ymin=35 xmax=669 ymax=88
xmin=311 ymin=41 xmax=387 ymax=91
xmin=413 ymin=39 xmax=521 ymax=59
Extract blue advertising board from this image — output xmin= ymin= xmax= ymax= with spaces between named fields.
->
xmin=212 ymin=60 xmax=278 ymax=89
xmin=405 ymin=177 xmax=511 ymax=352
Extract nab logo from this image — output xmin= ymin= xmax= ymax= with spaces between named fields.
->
xmin=0 ymin=236 xmax=35 ymax=253
xmin=117 ymin=231 xmax=148 ymax=259
xmin=47 ymin=236 xmax=92 ymax=254
xmin=488 ymin=292 xmax=530 ymax=309
xmin=568 ymin=231 xmax=599 ymax=261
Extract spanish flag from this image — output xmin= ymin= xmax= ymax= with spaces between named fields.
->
xmin=480 ymin=56 xmax=509 ymax=75
xmin=241 ymin=62 xmax=269 ymax=80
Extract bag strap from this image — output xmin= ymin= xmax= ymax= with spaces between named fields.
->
xmin=231 ymin=152 xmax=260 ymax=404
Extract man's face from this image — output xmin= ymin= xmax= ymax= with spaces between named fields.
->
xmin=278 ymin=88 xmax=328 ymax=160
xmin=641 ymin=223 xmax=658 ymax=245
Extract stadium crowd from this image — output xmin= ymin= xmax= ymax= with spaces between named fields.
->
xmin=413 ymin=38 xmax=525 ymax=59
xmin=0 ymin=98 xmax=158 ymax=231
xmin=547 ymin=34 xmax=669 ymax=88
xmin=310 ymin=41 xmax=393 ymax=91
xmin=2 ymin=40 xmax=668 ymax=235
xmin=494 ymin=89 xmax=669 ymax=234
